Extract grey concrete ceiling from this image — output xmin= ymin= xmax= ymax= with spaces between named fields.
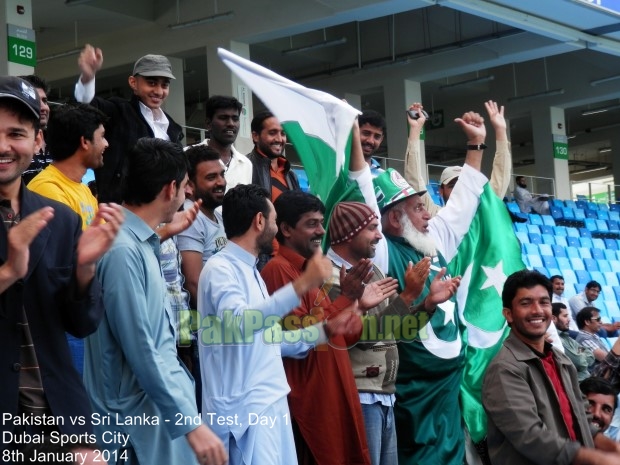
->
xmin=30 ymin=0 xmax=620 ymax=181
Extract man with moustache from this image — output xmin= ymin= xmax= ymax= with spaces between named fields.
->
xmin=20 ymin=75 xmax=52 ymax=184
xmin=483 ymin=270 xmax=620 ymax=465
xmin=84 ymin=138 xmax=227 ymax=465
xmin=552 ymin=303 xmax=594 ymax=381
xmin=364 ymin=111 xmax=487 ymax=465
xmin=246 ymin=110 xmax=300 ymax=197
xmin=187 ymin=95 xmax=252 ymax=191
xmin=580 ymin=378 xmax=619 ymax=440
xmin=551 ymin=275 xmax=578 ymax=332
xmin=177 ymin=145 xmax=228 ymax=308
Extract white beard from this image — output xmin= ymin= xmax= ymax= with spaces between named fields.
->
xmin=400 ymin=214 xmax=437 ymax=257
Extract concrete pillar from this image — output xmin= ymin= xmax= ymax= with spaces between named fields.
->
xmin=1 ymin=0 xmax=34 ymax=76
xmin=383 ymin=78 xmax=423 ymax=176
xmin=206 ymin=40 xmax=253 ymax=154
xmin=531 ymin=106 xmax=570 ymax=200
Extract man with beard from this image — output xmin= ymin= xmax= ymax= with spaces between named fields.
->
xmin=247 ymin=110 xmax=300 ymax=196
xmin=513 ymin=175 xmax=550 ymax=215
xmin=358 ymin=110 xmax=387 ymax=176
xmin=198 ymin=184 xmax=360 ymax=465
xmin=580 ymin=377 xmax=619 ymax=441
xmin=261 ymin=190 xmax=382 ymax=465
xmin=187 ymin=95 xmax=252 ymax=191
xmin=326 ymin=200 xmax=461 ymax=465
xmin=246 ymin=110 xmax=300 ymax=268
xmin=178 ymin=145 xmax=228 ymax=308
xmin=20 ymin=75 xmax=52 ymax=184
xmin=365 ymin=111 xmax=489 ymax=464
xmin=552 ymin=303 xmax=594 ymax=381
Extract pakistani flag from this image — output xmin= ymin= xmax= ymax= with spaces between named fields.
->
xmin=448 ymin=183 xmax=525 ymax=444
xmin=218 ymin=48 xmax=361 ymax=213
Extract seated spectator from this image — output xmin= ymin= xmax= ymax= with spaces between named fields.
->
xmin=580 ymin=377 xmax=619 ymax=441
xmin=552 ymin=275 xmax=579 ymax=333
xmin=576 ymin=307 xmax=612 ymax=365
xmin=570 ymin=281 xmax=618 ymax=337
xmin=512 ymin=175 xmax=550 ymax=215
xmin=483 ymin=270 xmax=620 ymax=465
xmin=552 ymin=303 xmax=594 ymax=380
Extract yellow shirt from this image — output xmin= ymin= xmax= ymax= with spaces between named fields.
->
xmin=27 ymin=165 xmax=98 ymax=229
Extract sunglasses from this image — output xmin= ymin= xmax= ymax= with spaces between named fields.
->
xmin=590 ymin=317 xmax=602 ymax=322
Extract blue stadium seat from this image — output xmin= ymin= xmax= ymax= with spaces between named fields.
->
xmin=540 ymin=225 xmax=553 ymax=235
xmin=604 ymin=272 xmax=619 ymax=287
xmin=566 ymin=246 xmax=580 ymax=259
xmin=542 ymin=215 xmax=556 ymax=226
xmin=574 ymin=268 xmax=590 ymax=281
xmin=587 ymin=202 xmax=599 ymax=211
xmin=539 ymin=243 xmax=552 ymax=256
xmin=590 ymin=271 xmax=605 ymax=285
xmin=608 ymin=220 xmax=619 ymax=231
xmin=584 ymin=218 xmax=597 ymax=231
xmin=529 ymin=233 xmax=542 ymax=244
xmin=614 ymin=286 xmax=620 ymax=301
xmin=610 ymin=211 xmax=620 ymax=221
xmin=566 ymin=227 xmax=580 ymax=237
xmin=562 ymin=208 xmax=576 ymax=221
xmin=576 ymin=200 xmax=588 ymax=210
xmin=547 ymin=268 xmax=562 ymax=278
xmin=542 ymin=255 xmax=558 ymax=269
xmin=541 ymin=234 xmax=555 ymax=245
xmin=563 ymin=269 xmax=578 ymax=286
xmin=598 ymin=210 xmax=610 ymax=220
xmin=580 ymin=237 xmax=593 ymax=248
xmin=605 ymin=249 xmax=618 ymax=261
xmin=550 ymin=207 xmax=564 ymax=221
xmin=506 ymin=202 xmax=520 ymax=214
xmin=596 ymin=219 xmax=609 ymax=231
xmin=553 ymin=226 xmax=568 ymax=236
xmin=574 ymin=209 xmax=586 ymax=221
xmin=526 ymin=224 xmax=541 ymax=234
xmin=579 ymin=228 xmax=592 ymax=238
xmin=556 ymin=256 xmax=571 ymax=271
xmin=555 ymin=236 xmax=568 ymax=247
xmin=570 ymin=257 xmax=586 ymax=271
xmin=602 ymin=286 xmax=616 ymax=301
xmin=534 ymin=266 xmax=549 ymax=276
xmin=515 ymin=231 xmax=529 ymax=244
xmin=523 ymin=243 xmax=538 ymax=255
xmin=550 ymin=199 xmax=564 ymax=208
xmin=565 ymin=200 xmax=577 ymax=209
xmin=583 ymin=257 xmax=598 ymax=271
xmin=579 ymin=248 xmax=592 ymax=259
xmin=528 ymin=254 xmax=543 ymax=268
xmin=598 ymin=260 xmax=612 ymax=273
xmin=552 ymin=244 xmax=567 ymax=258
xmin=567 ymin=236 xmax=580 ymax=248
xmin=585 ymin=209 xmax=598 ymax=219
xmin=599 ymin=203 xmax=610 ymax=212
xmin=606 ymin=301 xmax=620 ymax=321
xmin=591 ymin=248 xmax=605 ymax=260
xmin=593 ymin=238 xmax=606 ymax=249
xmin=610 ymin=204 xmax=620 ymax=213
xmin=605 ymin=238 xmax=619 ymax=250
xmin=529 ymin=214 xmax=543 ymax=226
xmin=514 ymin=222 xmax=527 ymax=233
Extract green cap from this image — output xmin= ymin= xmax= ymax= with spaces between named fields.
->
xmin=373 ymin=168 xmax=425 ymax=213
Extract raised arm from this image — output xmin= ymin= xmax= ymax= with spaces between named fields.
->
xmin=75 ymin=44 xmax=103 ymax=103
xmin=454 ymin=111 xmax=487 ymax=172
xmin=485 ymin=100 xmax=512 ymax=198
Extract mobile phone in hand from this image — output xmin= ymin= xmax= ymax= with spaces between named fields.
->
xmin=407 ymin=109 xmax=429 ymax=120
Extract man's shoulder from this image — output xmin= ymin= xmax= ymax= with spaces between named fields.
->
xmin=24 ymin=188 xmax=79 ymax=221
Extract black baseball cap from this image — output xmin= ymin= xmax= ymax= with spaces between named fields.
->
xmin=0 ymin=76 xmax=41 ymax=119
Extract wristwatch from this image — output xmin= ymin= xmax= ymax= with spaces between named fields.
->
xmin=466 ymin=143 xmax=487 ymax=150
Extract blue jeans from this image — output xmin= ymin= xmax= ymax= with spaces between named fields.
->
xmin=361 ymin=402 xmax=398 ymax=465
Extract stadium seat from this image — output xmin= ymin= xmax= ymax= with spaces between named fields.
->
xmin=596 ymin=219 xmax=609 ymax=231
xmin=602 ymin=286 xmax=616 ymax=301
xmin=529 ymin=214 xmax=543 ymax=226
xmin=523 ymin=243 xmax=538 ymax=255
xmin=574 ymin=209 xmax=586 ymax=221
xmin=539 ymin=243 xmax=552 ymax=255
xmin=540 ymin=225 xmax=553 ymax=235
xmin=565 ymin=200 xmax=577 ymax=209
xmin=584 ymin=218 xmax=597 ymax=231
xmin=593 ymin=238 xmax=606 ymax=249
xmin=534 ymin=266 xmax=549 ymax=276
xmin=566 ymin=227 xmax=580 ymax=237
xmin=590 ymin=271 xmax=604 ymax=285
xmin=506 ymin=202 xmax=520 ymax=214
xmin=610 ymin=204 xmax=620 ymax=213
xmin=587 ymin=202 xmax=599 ymax=211
xmin=583 ymin=257 xmax=598 ymax=272
xmin=591 ymin=248 xmax=605 ymax=260
xmin=552 ymin=245 xmax=567 ymax=258
xmin=526 ymin=224 xmax=541 ymax=234
xmin=604 ymin=272 xmax=619 ymax=287
xmin=580 ymin=237 xmax=593 ymax=248
xmin=606 ymin=301 xmax=620 ymax=321
xmin=515 ymin=231 xmax=529 ymax=244
xmin=605 ymin=238 xmax=619 ymax=250
xmin=555 ymin=236 xmax=568 ymax=247
xmin=553 ymin=226 xmax=568 ymax=236
xmin=585 ymin=209 xmax=598 ymax=219
xmin=514 ymin=222 xmax=527 ymax=233
xmin=542 ymin=215 xmax=556 ymax=226
xmin=613 ymin=286 xmax=620 ymax=301
xmin=579 ymin=248 xmax=592 ymax=259
xmin=579 ymin=228 xmax=592 ymax=238
xmin=605 ymin=248 xmax=618 ymax=261
xmin=556 ymin=256 xmax=571 ymax=271
xmin=541 ymin=234 xmax=555 ymax=245
xmin=610 ymin=211 xmax=620 ymax=221
xmin=542 ymin=255 xmax=558 ymax=270
xmin=598 ymin=260 xmax=612 ymax=273
xmin=566 ymin=246 xmax=580 ymax=259
xmin=598 ymin=210 xmax=610 ymax=220
xmin=550 ymin=199 xmax=564 ymax=208
xmin=609 ymin=220 xmax=619 ymax=231
xmin=528 ymin=254 xmax=543 ymax=268
xmin=567 ymin=236 xmax=580 ymax=248
xmin=575 ymin=267 xmax=590 ymax=282
xmin=570 ymin=257 xmax=586 ymax=271
xmin=529 ymin=233 xmax=542 ymax=244
xmin=599 ymin=203 xmax=610 ymax=212
xmin=576 ymin=200 xmax=588 ymax=210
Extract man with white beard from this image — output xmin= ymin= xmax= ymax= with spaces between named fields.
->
xmin=369 ymin=111 xmax=489 ymax=465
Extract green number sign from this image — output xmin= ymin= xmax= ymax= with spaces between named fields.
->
xmin=553 ymin=141 xmax=568 ymax=160
xmin=7 ymin=24 xmax=36 ymax=68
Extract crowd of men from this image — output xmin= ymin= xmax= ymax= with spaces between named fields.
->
xmin=3 ymin=44 xmax=620 ymax=465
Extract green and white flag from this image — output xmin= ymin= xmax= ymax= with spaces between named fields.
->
xmin=449 ymin=183 xmax=525 ymax=443
xmin=218 ymin=48 xmax=360 ymax=208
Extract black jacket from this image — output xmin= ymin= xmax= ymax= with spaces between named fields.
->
xmin=246 ymin=148 xmax=300 ymax=195
xmin=0 ymin=186 xmax=103 ymax=442
xmin=89 ymin=95 xmax=184 ymax=203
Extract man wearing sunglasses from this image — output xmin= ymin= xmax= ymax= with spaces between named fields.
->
xmin=576 ymin=307 xmax=611 ymax=365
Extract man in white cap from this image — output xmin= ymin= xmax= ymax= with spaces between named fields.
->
xmin=74 ymin=45 xmax=184 ymax=204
